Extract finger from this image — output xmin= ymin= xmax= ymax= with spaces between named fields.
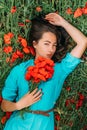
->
xmin=34 ymin=93 xmax=42 ymax=102
xmin=30 ymin=88 xmax=38 ymax=95
xmin=45 ymin=16 xmax=53 ymax=20
xmin=33 ymin=89 xmax=42 ymax=98
xmin=45 ymin=17 xmax=55 ymax=22
xmin=49 ymin=21 xmax=55 ymax=25
xmin=33 ymin=98 xmax=41 ymax=104
xmin=45 ymin=14 xmax=55 ymax=18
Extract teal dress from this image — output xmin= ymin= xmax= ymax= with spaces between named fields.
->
xmin=2 ymin=53 xmax=81 ymax=130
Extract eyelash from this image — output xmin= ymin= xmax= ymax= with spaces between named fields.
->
xmin=44 ymin=43 xmax=49 ymax=45
xmin=44 ymin=43 xmax=57 ymax=47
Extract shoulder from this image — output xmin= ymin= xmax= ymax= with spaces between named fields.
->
xmin=54 ymin=52 xmax=81 ymax=66
xmin=60 ymin=52 xmax=81 ymax=74
xmin=61 ymin=52 xmax=81 ymax=66
xmin=54 ymin=52 xmax=81 ymax=75
xmin=10 ymin=59 xmax=34 ymax=74
xmin=18 ymin=59 xmax=33 ymax=69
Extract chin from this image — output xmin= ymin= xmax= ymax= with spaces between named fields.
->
xmin=46 ymin=56 xmax=52 ymax=59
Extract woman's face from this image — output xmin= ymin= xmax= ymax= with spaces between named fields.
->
xmin=33 ymin=32 xmax=57 ymax=59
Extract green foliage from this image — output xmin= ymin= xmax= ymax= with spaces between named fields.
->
xmin=0 ymin=0 xmax=87 ymax=130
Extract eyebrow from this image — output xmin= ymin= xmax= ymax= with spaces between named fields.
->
xmin=44 ymin=40 xmax=57 ymax=44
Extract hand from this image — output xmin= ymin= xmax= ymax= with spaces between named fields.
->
xmin=45 ymin=13 xmax=66 ymax=27
xmin=16 ymin=88 xmax=42 ymax=110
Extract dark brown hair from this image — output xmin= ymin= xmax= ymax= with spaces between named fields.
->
xmin=27 ymin=16 xmax=70 ymax=62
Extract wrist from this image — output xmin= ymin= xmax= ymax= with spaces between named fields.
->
xmin=61 ymin=19 xmax=70 ymax=29
xmin=16 ymin=101 xmax=21 ymax=110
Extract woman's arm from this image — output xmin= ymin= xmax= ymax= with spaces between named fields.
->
xmin=45 ymin=13 xmax=87 ymax=58
xmin=1 ymin=88 xmax=42 ymax=112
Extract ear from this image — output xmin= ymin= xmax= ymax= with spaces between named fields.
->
xmin=33 ymin=41 xmax=37 ymax=48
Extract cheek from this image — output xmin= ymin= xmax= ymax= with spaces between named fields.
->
xmin=53 ymin=47 xmax=56 ymax=53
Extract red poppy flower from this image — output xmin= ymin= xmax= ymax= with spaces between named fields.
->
xmin=1 ymin=116 xmax=7 ymax=124
xmin=76 ymin=99 xmax=83 ymax=109
xmin=66 ymin=86 xmax=71 ymax=91
xmin=10 ymin=52 xmax=18 ymax=63
xmin=55 ymin=114 xmax=61 ymax=121
xmin=17 ymin=35 xmax=23 ymax=43
xmin=25 ymin=19 xmax=31 ymax=23
xmin=10 ymin=50 xmax=23 ymax=63
xmin=6 ymin=57 xmax=10 ymax=63
xmin=23 ymin=47 xmax=30 ymax=54
xmin=0 ymin=96 xmax=3 ymax=103
xmin=16 ymin=50 xmax=24 ymax=58
xmin=4 ymin=32 xmax=14 ymax=44
xmin=74 ymin=8 xmax=83 ymax=18
xmin=11 ymin=6 xmax=17 ymax=14
xmin=6 ymin=112 xmax=12 ymax=119
xmin=65 ymin=99 xmax=71 ymax=107
xmin=82 ymin=7 xmax=87 ymax=14
xmin=4 ymin=34 xmax=11 ymax=44
xmin=29 ymin=46 xmax=36 ymax=56
xmin=12 ymin=52 xmax=19 ymax=59
xmin=70 ymin=98 xmax=75 ymax=104
xmin=34 ymin=57 xmax=54 ymax=67
xmin=7 ymin=32 xmax=14 ymax=38
xmin=79 ymin=93 xmax=84 ymax=100
xmin=18 ymin=36 xmax=28 ymax=49
xmin=36 ymin=6 xmax=42 ymax=12
xmin=66 ymin=8 xmax=73 ymax=14
xmin=18 ymin=23 xmax=25 ymax=27
xmin=21 ymin=38 xmax=27 ymax=47
xmin=3 ymin=46 xmax=13 ymax=54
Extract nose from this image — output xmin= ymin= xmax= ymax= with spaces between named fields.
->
xmin=49 ymin=46 xmax=54 ymax=53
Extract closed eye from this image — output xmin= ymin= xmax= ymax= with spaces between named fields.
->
xmin=44 ymin=43 xmax=49 ymax=45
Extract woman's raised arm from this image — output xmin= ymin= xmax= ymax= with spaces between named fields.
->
xmin=45 ymin=13 xmax=87 ymax=58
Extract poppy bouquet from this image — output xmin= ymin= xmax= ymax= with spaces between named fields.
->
xmin=25 ymin=56 xmax=54 ymax=92
xmin=20 ymin=56 xmax=54 ymax=117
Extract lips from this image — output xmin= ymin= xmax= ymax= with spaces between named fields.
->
xmin=47 ymin=54 xmax=53 ymax=58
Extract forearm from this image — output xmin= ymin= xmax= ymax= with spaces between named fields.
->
xmin=45 ymin=13 xmax=87 ymax=46
xmin=1 ymin=99 xmax=18 ymax=112
xmin=61 ymin=19 xmax=87 ymax=46
xmin=1 ymin=89 xmax=42 ymax=112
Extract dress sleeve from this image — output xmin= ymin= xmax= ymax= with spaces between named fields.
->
xmin=2 ymin=66 xmax=19 ymax=101
xmin=61 ymin=53 xmax=81 ymax=75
